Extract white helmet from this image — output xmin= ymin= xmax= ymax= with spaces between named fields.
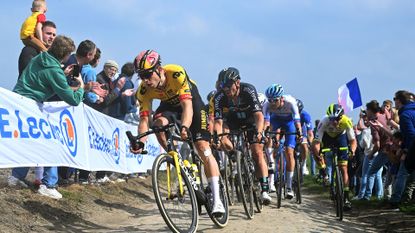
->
xmin=258 ymin=93 xmax=266 ymax=106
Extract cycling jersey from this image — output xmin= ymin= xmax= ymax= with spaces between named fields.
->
xmin=214 ymin=82 xmax=262 ymax=121
xmin=300 ymin=110 xmax=313 ymax=131
xmin=300 ymin=110 xmax=313 ymax=138
xmin=136 ymin=64 xmax=209 ymax=141
xmin=213 ymin=82 xmax=262 ymax=144
xmin=315 ymin=115 xmax=355 ymax=142
xmin=136 ymin=64 xmax=193 ymax=117
xmin=263 ymin=94 xmax=300 ymax=123
xmin=263 ymin=94 xmax=300 ymax=149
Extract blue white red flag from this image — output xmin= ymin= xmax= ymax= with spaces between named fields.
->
xmin=337 ymin=78 xmax=362 ymax=113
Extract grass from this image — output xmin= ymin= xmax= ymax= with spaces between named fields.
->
xmin=302 ymin=175 xmax=330 ymax=199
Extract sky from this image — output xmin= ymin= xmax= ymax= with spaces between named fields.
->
xmin=1 ymin=0 xmax=414 ymax=122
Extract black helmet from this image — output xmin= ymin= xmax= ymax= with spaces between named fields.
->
xmin=207 ymin=90 xmax=216 ymax=102
xmin=219 ymin=67 xmax=240 ymax=88
xmin=296 ymin=99 xmax=304 ymax=112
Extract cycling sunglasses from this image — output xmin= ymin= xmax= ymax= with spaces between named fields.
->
xmin=329 ymin=116 xmax=342 ymax=122
xmin=268 ymin=97 xmax=281 ymax=103
xmin=221 ymin=80 xmax=235 ymax=89
xmin=138 ymin=71 xmax=154 ymax=80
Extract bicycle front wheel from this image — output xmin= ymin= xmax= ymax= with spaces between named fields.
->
xmin=335 ymin=166 xmax=344 ymax=221
xmin=236 ymin=151 xmax=254 ymax=219
xmin=152 ymin=153 xmax=199 ymax=233
xmin=276 ymin=152 xmax=284 ymax=208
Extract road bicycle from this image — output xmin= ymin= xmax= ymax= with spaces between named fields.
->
xmin=321 ymin=146 xmax=346 ymax=221
xmin=214 ymin=126 xmax=263 ymax=219
xmin=264 ymin=129 xmax=303 ymax=207
xmin=127 ymin=122 xmax=229 ymax=233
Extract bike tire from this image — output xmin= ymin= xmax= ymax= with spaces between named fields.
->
xmin=152 ymin=153 xmax=199 ymax=233
xmin=294 ymin=155 xmax=302 ymax=204
xmin=253 ymin=180 xmax=264 ymax=213
xmin=206 ymin=177 xmax=230 ymax=228
xmin=236 ymin=151 xmax=254 ymax=219
xmin=277 ymin=152 xmax=284 ymax=209
xmin=335 ymin=166 xmax=344 ymax=221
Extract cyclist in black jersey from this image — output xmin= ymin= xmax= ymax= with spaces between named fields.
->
xmin=213 ymin=67 xmax=272 ymax=205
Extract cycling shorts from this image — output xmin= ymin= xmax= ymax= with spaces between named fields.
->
xmin=321 ymin=132 xmax=349 ymax=165
xmin=270 ymin=118 xmax=296 ymax=149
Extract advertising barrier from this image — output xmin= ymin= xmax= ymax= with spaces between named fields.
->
xmin=0 ymin=87 xmax=163 ymax=173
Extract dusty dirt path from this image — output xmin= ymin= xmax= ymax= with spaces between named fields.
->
xmin=83 ymin=185 xmax=376 ymax=233
xmin=1 ymin=174 xmax=401 ymax=232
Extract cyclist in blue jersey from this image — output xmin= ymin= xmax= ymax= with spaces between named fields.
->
xmin=263 ymin=84 xmax=303 ymax=199
xmin=296 ymin=99 xmax=314 ymax=176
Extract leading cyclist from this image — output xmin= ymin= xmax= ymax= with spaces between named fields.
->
xmin=130 ymin=50 xmax=225 ymax=215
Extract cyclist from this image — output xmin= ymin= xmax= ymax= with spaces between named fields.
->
xmin=263 ymin=84 xmax=303 ymax=199
xmin=130 ymin=50 xmax=225 ymax=215
xmin=296 ymin=99 xmax=314 ymax=176
xmin=311 ymin=103 xmax=357 ymax=210
xmin=213 ymin=67 xmax=272 ymax=205
xmin=258 ymin=92 xmax=267 ymax=108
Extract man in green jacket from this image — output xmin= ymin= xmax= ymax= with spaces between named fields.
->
xmin=11 ymin=35 xmax=84 ymax=200
xmin=14 ymin=35 xmax=84 ymax=104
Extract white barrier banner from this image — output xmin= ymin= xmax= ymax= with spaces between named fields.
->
xmin=0 ymin=87 xmax=162 ymax=173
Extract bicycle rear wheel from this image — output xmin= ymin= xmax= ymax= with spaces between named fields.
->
xmin=236 ymin=151 xmax=254 ymax=219
xmin=293 ymin=154 xmax=302 ymax=204
xmin=227 ymin=156 xmax=237 ymax=206
xmin=152 ymin=153 xmax=199 ymax=233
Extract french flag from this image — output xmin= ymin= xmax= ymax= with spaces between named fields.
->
xmin=337 ymin=78 xmax=362 ymax=113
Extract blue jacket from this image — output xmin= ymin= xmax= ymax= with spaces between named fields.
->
xmin=398 ymin=102 xmax=415 ymax=149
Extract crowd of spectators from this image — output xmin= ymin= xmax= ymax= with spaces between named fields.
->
xmin=349 ymin=92 xmax=415 ymax=209
xmin=7 ymin=0 xmax=141 ymax=199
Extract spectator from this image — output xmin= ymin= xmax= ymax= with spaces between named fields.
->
xmin=84 ymin=60 xmax=134 ymax=183
xmin=81 ymin=48 xmax=106 ymax=105
xmin=382 ymin=99 xmax=400 ymax=131
xmin=57 ymin=40 xmax=103 ymax=182
xmin=111 ymin=62 xmax=139 ymax=124
xmin=365 ymin=100 xmax=393 ymax=200
xmin=394 ymin=90 xmax=415 ymax=204
xmin=11 ymin=35 xmax=83 ymax=199
xmin=20 ymin=0 xmax=48 ymax=52
xmin=14 ymin=20 xmax=57 ymax=188
xmin=18 ymin=20 xmax=56 ymax=77
xmin=353 ymin=108 xmax=381 ymax=200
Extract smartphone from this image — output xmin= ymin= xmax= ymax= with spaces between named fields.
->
xmin=72 ymin=64 xmax=80 ymax=77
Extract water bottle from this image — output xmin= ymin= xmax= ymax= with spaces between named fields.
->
xmin=191 ymin=163 xmax=201 ymax=185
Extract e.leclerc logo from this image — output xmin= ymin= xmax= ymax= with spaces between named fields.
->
xmin=88 ymin=126 xmax=121 ymax=164
xmin=112 ymin=128 xmax=121 ymax=164
xmin=59 ymin=109 xmax=78 ymax=157
xmin=0 ymin=108 xmax=78 ymax=157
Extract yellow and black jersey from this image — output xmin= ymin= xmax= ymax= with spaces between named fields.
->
xmin=136 ymin=64 xmax=196 ymax=117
